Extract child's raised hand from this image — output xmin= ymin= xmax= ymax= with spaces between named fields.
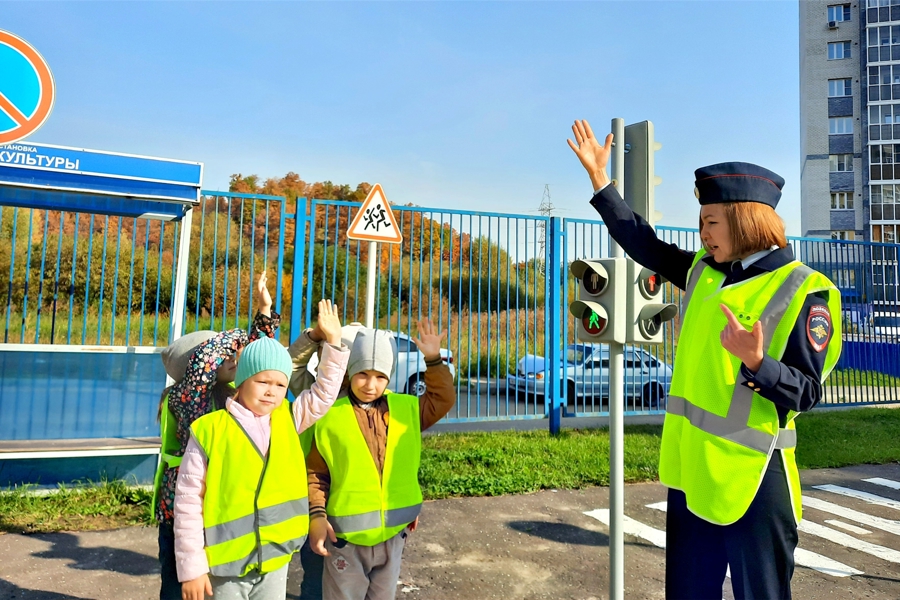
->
xmin=181 ymin=574 xmax=212 ymax=600
xmin=317 ymin=299 xmax=342 ymax=346
xmin=309 ymin=516 xmax=337 ymax=556
xmin=413 ymin=318 xmax=447 ymax=362
xmin=256 ymin=271 xmax=273 ymax=317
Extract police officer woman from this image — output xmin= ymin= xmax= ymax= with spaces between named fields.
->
xmin=568 ymin=120 xmax=842 ymax=600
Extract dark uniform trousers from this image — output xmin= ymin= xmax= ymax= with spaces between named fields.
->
xmin=665 ymin=453 xmax=798 ymax=600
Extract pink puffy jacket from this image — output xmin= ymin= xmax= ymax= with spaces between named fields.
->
xmin=174 ymin=342 xmax=349 ymax=582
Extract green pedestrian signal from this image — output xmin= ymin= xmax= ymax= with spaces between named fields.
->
xmin=569 ymin=258 xmax=625 ymax=343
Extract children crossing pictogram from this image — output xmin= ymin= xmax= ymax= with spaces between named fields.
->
xmin=347 ymin=183 xmax=403 ymax=244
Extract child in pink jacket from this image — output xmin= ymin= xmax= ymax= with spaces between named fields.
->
xmin=174 ymin=299 xmax=348 ymax=600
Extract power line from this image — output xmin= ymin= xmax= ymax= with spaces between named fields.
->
xmin=537 ymin=184 xmax=554 ymax=272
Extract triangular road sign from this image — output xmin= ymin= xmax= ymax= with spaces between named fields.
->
xmin=346 ymin=183 xmax=403 ymax=244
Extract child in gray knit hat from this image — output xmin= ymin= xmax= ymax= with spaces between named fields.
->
xmin=305 ymin=319 xmax=457 ymax=600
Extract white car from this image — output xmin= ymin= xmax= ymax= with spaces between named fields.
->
xmin=306 ymin=330 xmax=455 ymax=397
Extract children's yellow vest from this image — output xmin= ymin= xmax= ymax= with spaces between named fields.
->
xmin=659 ymin=250 xmax=841 ymax=526
xmin=191 ymin=401 xmax=309 ymax=577
xmin=314 ymin=392 xmax=423 ymax=546
xmin=152 ymin=382 xmax=236 ymax=517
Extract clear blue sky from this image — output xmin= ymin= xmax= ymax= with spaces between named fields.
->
xmin=3 ymin=1 xmax=802 ymax=232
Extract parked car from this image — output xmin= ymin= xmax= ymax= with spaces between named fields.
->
xmin=306 ymin=328 xmax=455 ymax=397
xmin=505 ymin=343 xmax=672 ymax=408
xmin=871 ymin=311 xmax=900 ymax=343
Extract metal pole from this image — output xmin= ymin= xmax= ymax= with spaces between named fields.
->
xmin=365 ymin=240 xmax=378 ymax=328
xmin=169 ymin=206 xmax=194 ymax=345
xmin=608 ymin=118 xmax=626 ymax=600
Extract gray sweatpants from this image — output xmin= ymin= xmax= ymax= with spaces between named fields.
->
xmin=322 ymin=531 xmax=408 ymax=600
xmin=209 ymin=563 xmax=289 ymax=600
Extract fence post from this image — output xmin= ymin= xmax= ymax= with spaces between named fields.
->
xmin=169 ymin=207 xmax=194 ymax=344
xmin=290 ymin=197 xmax=309 ymax=339
xmin=548 ymin=216 xmax=563 ymax=434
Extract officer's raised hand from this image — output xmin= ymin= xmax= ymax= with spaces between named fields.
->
xmin=567 ymin=119 xmax=614 ymax=191
xmin=719 ymin=304 xmax=764 ymax=373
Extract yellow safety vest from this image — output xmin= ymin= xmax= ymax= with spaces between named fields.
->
xmin=152 ymin=383 xmax=234 ymax=518
xmin=659 ymin=251 xmax=841 ymax=525
xmin=314 ymin=393 xmax=423 ymax=546
xmin=191 ymin=401 xmax=309 ymax=577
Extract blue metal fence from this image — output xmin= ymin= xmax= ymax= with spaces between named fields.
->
xmin=293 ymin=198 xmax=552 ymax=422
xmin=0 ymin=191 xmax=287 ymax=443
xmin=1 ymin=192 xmax=899 ymax=444
xmin=292 ymin=202 xmax=900 ymax=420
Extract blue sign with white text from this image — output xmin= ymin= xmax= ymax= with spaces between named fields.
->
xmin=0 ymin=141 xmax=203 ymax=219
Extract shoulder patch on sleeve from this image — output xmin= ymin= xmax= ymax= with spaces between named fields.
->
xmin=806 ymin=305 xmax=831 ymax=353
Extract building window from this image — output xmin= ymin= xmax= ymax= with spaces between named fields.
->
xmin=828 ymin=4 xmax=852 ymax=21
xmin=830 ymin=153 xmax=853 ymax=171
xmin=871 ymin=184 xmax=898 ymax=220
xmin=831 ymin=192 xmax=854 ymax=209
xmin=872 ymin=223 xmax=897 ymax=243
xmin=869 ymin=144 xmax=900 ymax=180
xmin=868 ymin=103 xmax=900 ymax=140
xmin=828 ymin=41 xmax=852 ymax=60
xmin=867 ymin=65 xmax=900 ymax=101
xmin=831 ymin=231 xmax=856 ymax=241
xmin=829 ymin=117 xmax=854 ymax=134
xmin=829 ymin=78 xmax=852 ymax=97
xmin=867 ymin=25 xmax=900 ymax=61
xmin=831 ymin=268 xmax=857 ymax=289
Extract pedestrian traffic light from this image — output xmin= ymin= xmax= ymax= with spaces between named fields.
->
xmin=626 ymin=260 xmax=677 ymax=344
xmin=569 ymin=258 xmax=626 ymax=344
xmin=624 ymin=120 xmax=663 ymax=225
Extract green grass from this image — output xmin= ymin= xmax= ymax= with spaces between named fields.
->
xmin=5 ymin=408 xmax=899 ymax=532
xmin=420 ymin=426 xmax=663 ymax=499
xmin=825 ymin=368 xmax=900 ymax=388
xmin=0 ymin=480 xmax=153 ymax=534
xmin=795 ymin=407 xmax=900 ymax=469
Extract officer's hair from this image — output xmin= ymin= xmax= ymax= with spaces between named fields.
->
xmin=718 ymin=202 xmax=788 ymax=255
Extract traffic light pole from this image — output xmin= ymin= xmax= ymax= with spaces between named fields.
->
xmin=608 ymin=118 xmax=626 ymax=600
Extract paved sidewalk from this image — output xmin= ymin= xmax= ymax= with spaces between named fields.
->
xmin=2 ymin=464 xmax=900 ymax=599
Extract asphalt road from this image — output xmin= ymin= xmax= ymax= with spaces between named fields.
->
xmin=3 ymin=463 xmax=900 ymax=599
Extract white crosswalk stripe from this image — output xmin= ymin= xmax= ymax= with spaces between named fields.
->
xmin=824 ymin=520 xmax=872 ymax=535
xmin=798 ymin=520 xmax=900 ymax=564
xmin=864 ymin=477 xmax=900 ymax=491
xmin=803 ymin=495 xmax=900 ymax=536
xmin=583 ymin=478 xmax=900 ymax=584
xmin=814 ymin=484 xmax=900 ymax=512
xmin=643 ymin=501 xmax=861 ymax=578
xmin=583 ymin=508 xmax=666 ymax=548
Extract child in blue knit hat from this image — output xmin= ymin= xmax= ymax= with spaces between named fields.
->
xmin=175 ymin=300 xmax=349 ymax=600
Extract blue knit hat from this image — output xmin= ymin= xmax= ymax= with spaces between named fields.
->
xmin=234 ymin=337 xmax=293 ymax=388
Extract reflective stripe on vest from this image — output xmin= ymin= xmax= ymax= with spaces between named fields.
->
xmin=191 ymin=401 xmax=309 ymax=576
xmin=314 ymin=393 xmax=423 ymax=547
xmin=669 ymin=263 xmax=814 ymax=453
xmin=660 ymin=250 xmax=842 ymax=525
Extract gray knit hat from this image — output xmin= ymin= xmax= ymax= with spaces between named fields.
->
xmin=161 ymin=330 xmax=217 ymax=381
xmin=348 ymin=328 xmax=398 ymax=379
xmin=234 ymin=337 xmax=293 ymax=388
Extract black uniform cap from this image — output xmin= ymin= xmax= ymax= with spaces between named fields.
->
xmin=693 ymin=162 xmax=784 ymax=208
